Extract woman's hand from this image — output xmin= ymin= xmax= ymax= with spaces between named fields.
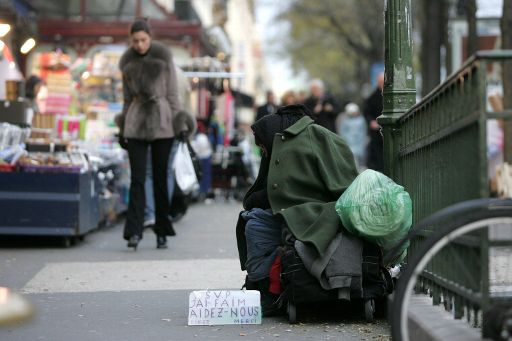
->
xmin=117 ymin=134 xmax=128 ymax=149
xmin=177 ymin=130 xmax=189 ymax=142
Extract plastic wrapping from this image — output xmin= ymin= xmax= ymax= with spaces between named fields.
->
xmin=335 ymin=169 xmax=412 ymax=263
xmin=174 ymin=142 xmax=199 ymax=194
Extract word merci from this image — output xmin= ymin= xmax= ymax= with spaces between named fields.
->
xmin=188 ymin=290 xmax=261 ymax=325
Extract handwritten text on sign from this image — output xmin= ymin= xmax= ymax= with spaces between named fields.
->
xmin=188 ymin=290 xmax=261 ymax=325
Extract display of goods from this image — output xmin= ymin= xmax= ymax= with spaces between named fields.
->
xmin=87 ymin=101 xmax=109 ymax=114
xmin=37 ymin=52 xmax=71 ymax=70
xmin=21 ymin=164 xmax=81 ymax=173
xmin=92 ymin=50 xmax=122 ymax=78
xmin=5 ymin=80 xmax=24 ymax=100
xmin=39 ymin=63 xmax=73 ymax=115
xmin=46 ymin=74 xmax=72 ymax=89
xmin=84 ymin=119 xmax=115 ymax=142
xmin=17 ymin=152 xmax=86 ymax=173
xmin=55 ymin=115 xmax=87 ymax=140
xmin=0 ymin=162 xmax=16 ymax=172
xmin=45 ymin=94 xmax=72 ymax=114
xmin=25 ymin=139 xmax=67 ymax=153
xmin=0 ymin=123 xmax=31 ymax=150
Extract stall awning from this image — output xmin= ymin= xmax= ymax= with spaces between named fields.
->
xmin=30 ymin=0 xmax=218 ymax=57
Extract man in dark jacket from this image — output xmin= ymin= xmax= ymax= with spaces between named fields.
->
xmin=363 ymin=73 xmax=384 ymax=172
xmin=242 ymin=105 xmax=309 ymax=282
xmin=255 ymin=90 xmax=277 ymax=122
xmin=238 ymin=104 xmax=359 ymax=314
xmin=242 ymin=103 xmax=359 ymax=264
xmin=303 ymin=79 xmax=339 ymax=133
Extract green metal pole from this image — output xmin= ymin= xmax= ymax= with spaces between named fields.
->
xmin=378 ymin=0 xmax=417 ymax=178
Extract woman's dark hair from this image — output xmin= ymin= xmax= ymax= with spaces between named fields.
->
xmin=130 ymin=19 xmax=151 ymax=36
xmin=25 ymin=75 xmax=43 ymax=100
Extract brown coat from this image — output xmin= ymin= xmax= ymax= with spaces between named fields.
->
xmin=119 ymin=41 xmax=181 ymax=140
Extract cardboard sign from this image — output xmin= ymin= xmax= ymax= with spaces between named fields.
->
xmin=188 ymin=290 xmax=261 ymax=326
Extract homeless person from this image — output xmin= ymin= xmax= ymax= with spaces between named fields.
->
xmin=237 ymin=104 xmax=359 ymax=314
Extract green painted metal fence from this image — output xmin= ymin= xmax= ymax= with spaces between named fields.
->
xmin=387 ymin=50 xmax=512 ymax=327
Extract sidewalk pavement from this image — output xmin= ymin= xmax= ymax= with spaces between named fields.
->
xmin=0 ymin=201 xmax=390 ymax=341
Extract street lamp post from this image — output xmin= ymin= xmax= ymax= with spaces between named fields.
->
xmin=378 ymin=0 xmax=416 ymax=178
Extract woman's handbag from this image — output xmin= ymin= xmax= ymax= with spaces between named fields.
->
xmin=174 ymin=141 xmax=200 ymax=194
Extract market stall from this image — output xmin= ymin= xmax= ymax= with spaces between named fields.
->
xmin=0 ymin=123 xmax=99 ymax=246
xmin=0 ymin=39 xmax=96 ymax=243
xmin=0 ymin=44 xmax=130 ymax=241
xmin=29 ymin=45 xmax=129 ymax=224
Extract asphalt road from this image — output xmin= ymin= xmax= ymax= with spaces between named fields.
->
xmin=0 ymin=200 xmax=390 ymax=341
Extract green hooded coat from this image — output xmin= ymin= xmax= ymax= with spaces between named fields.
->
xmin=247 ymin=115 xmax=358 ymax=256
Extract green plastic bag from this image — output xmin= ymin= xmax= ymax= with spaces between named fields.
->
xmin=335 ymin=169 xmax=412 ymax=264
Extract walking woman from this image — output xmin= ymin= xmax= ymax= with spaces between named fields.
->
xmin=117 ymin=19 xmax=181 ymax=250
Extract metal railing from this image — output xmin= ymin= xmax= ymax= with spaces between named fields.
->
xmin=388 ymin=50 xmax=512 ymax=327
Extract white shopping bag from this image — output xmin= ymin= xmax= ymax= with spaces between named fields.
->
xmin=174 ymin=141 xmax=199 ymax=193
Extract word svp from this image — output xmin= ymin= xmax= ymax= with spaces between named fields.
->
xmin=188 ymin=290 xmax=261 ymax=326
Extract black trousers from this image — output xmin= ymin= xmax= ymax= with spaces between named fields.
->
xmin=124 ymin=138 xmax=175 ymax=240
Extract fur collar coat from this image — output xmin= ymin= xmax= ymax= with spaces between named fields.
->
xmin=118 ymin=41 xmax=182 ymax=140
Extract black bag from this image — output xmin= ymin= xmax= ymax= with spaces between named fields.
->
xmin=280 ymin=245 xmax=336 ymax=304
xmin=169 ymin=179 xmax=190 ymax=222
xmin=280 ymin=239 xmax=393 ymax=303
xmin=361 ymin=241 xmax=394 ymax=299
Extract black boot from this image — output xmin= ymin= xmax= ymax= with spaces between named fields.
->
xmin=127 ymin=235 xmax=140 ymax=250
xmin=167 ymin=225 xmax=176 ymax=236
xmin=156 ymin=235 xmax=167 ymax=249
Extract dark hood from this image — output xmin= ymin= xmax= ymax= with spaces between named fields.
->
xmin=251 ymin=104 xmax=313 ymax=156
xmin=243 ymin=105 xmax=313 ymax=211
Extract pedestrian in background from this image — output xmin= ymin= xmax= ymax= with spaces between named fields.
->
xmin=25 ymin=75 xmax=43 ymax=112
xmin=255 ymin=90 xmax=277 ymax=122
xmin=297 ymin=90 xmax=308 ymax=104
xmin=338 ymin=102 xmax=367 ymax=169
xmin=280 ymin=90 xmax=298 ymax=106
xmin=143 ymin=66 xmax=195 ymax=228
xmin=117 ymin=19 xmax=181 ymax=250
xmin=363 ymin=73 xmax=384 ymax=172
xmin=25 ymin=75 xmax=44 ymax=125
xmin=191 ymin=121 xmax=213 ymax=201
xmin=304 ymin=79 xmax=339 ymax=133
